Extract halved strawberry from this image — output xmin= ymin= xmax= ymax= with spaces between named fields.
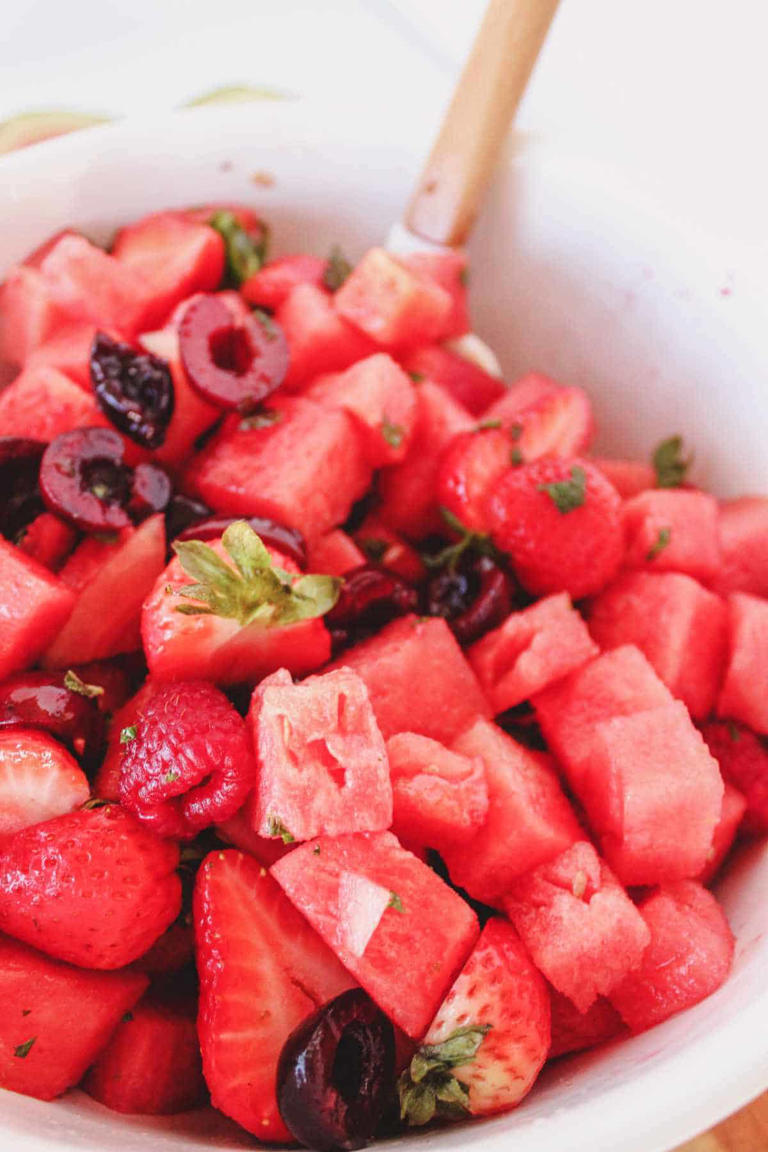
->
xmin=400 ymin=344 xmax=506 ymax=416
xmin=0 ymin=728 xmax=89 ymax=839
xmin=398 ymin=919 xmax=550 ymax=1123
xmin=194 ymin=849 xmax=353 ymax=1141
xmin=438 ymin=426 xmax=517 ymax=534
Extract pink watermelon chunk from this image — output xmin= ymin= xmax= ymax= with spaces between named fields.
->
xmin=548 ymin=987 xmax=624 ymax=1059
xmin=622 ymin=489 xmax=722 ymax=582
xmin=188 ymin=396 xmax=372 ymax=543
xmin=377 ymin=381 xmax=474 ymax=539
xmin=306 ymin=530 xmax=366 ymax=576
xmin=241 ymin=254 xmax=326 ymax=311
xmin=0 ymin=365 xmax=108 ymax=443
xmin=480 ymin=372 xmax=594 ymax=462
xmin=399 ymin=344 xmax=505 ymax=415
xmin=608 ymin=881 xmax=734 ymax=1033
xmin=248 ymin=667 xmax=392 ymax=842
xmin=306 ymin=353 xmax=417 ymax=467
xmin=334 ymin=248 xmax=453 ymax=348
xmin=701 ymin=719 xmax=768 ymax=834
xmin=43 ymin=515 xmax=166 ymax=667
xmin=271 ymin=830 xmax=479 ymax=1039
xmin=139 ymin=325 xmax=220 ymax=468
xmin=441 ymin=718 xmax=582 ymax=905
xmin=592 ymin=458 xmax=655 ymax=499
xmin=469 ymin=593 xmax=599 ymax=713
xmin=713 ymin=496 xmax=768 ymax=598
xmin=585 ymin=702 xmax=724 ymax=885
xmin=0 ymin=540 xmax=76 ymax=679
xmin=397 ymin=249 xmax=470 ymax=339
xmin=39 ymin=234 xmax=152 ymax=337
xmin=502 ymin=841 xmax=651 ymax=1012
xmin=215 ymin=807 xmax=295 ymax=869
xmin=0 ymin=265 xmax=70 ymax=367
xmin=277 ymin=282 xmax=375 ymax=390
xmin=386 ymin=732 xmax=488 ymax=853
xmin=25 ymin=321 xmax=117 ymax=389
xmin=326 ymin=615 xmax=491 ymax=741
xmin=717 ymin=592 xmax=768 ymax=735
xmin=697 ymin=782 xmax=747 ymax=885
xmin=588 ymin=571 xmax=728 ymax=720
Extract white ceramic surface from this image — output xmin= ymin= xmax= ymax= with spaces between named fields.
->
xmin=0 ymin=100 xmax=767 ymax=1152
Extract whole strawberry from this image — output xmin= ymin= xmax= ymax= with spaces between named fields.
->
xmin=0 ymin=805 xmax=180 ymax=969
xmin=119 ymin=680 xmax=256 ymax=839
xmin=488 ymin=457 xmax=623 ymax=599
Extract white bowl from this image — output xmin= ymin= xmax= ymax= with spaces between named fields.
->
xmin=1 ymin=99 xmax=767 ymax=1152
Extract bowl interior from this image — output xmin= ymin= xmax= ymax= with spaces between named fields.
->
xmin=0 ymin=101 xmax=766 ymax=1152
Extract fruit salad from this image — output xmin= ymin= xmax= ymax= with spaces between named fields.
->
xmin=0 ymin=204 xmax=765 ymax=1150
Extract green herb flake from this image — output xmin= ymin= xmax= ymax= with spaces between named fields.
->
xmin=422 ymin=506 xmax=502 ymax=573
xmin=381 ymin=418 xmax=405 ymax=449
xmin=510 ymin=447 xmax=523 ymax=467
xmin=359 ymin=537 xmax=389 ymax=563
xmin=458 ymin=265 xmax=470 ymax=287
xmin=388 ymin=891 xmax=405 ymax=913
xmin=122 ymin=1011 xmax=134 ymax=1024
xmin=120 ymin=725 xmax=137 ymax=744
xmin=726 ymin=720 xmax=742 ymax=743
xmin=208 ymin=209 xmax=268 ymax=286
xmin=646 ymin=526 xmax=671 ymax=561
xmin=82 ymin=798 xmax=109 ymax=810
xmin=322 ymin=244 xmax=352 ymax=292
xmin=312 ymin=845 xmax=321 ymax=856
xmin=652 ymin=435 xmax=691 ymax=488
xmin=537 ymin=465 xmax=587 ymax=515
xmin=475 ymin=419 xmax=502 ymax=432
xmin=21 ymin=1010 xmax=31 ymax=1017
xmin=238 ymin=408 xmax=283 ymax=432
xmin=64 ymin=669 xmax=105 ymax=699
xmin=509 ymin=422 xmax=524 ymax=442
xmin=252 ymin=308 xmax=280 ymax=341
xmin=266 ymin=815 xmax=295 ymax=845
xmin=163 ymin=770 xmax=181 ymax=785
xmin=398 ymin=1025 xmax=491 ymax=1127
xmin=14 ymin=1038 xmax=36 ymax=1060
xmin=409 ymin=371 xmax=425 ymax=384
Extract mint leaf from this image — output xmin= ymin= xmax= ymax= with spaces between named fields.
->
xmin=239 ymin=408 xmax=282 ymax=431
xmin=358 ymin=537 xmax=388 ymax=563
xmin=322 ymin=245 xmax=352 ymax=292
xmin=510 ymin=447 xmax=523 ymax=467
xmin=475 ymin=418 xmax=501 ymax=432
xmin=646 ymin=526 xmax=671 ymax=561
xmin=652 ymin=435 xmax=691 ymax=488
xmin=388 ymin=891 xmax=405 ymax=913
xmin=726 ymin=720 xmax=742 ymax=743
xmin=266 ymin=815 xmax=295 ymax=844
xmin=538 ymin=465 xmax=587 ymax=514
xmin=208 ymin=209 xmax=267 ymax=285
xmin=163 ymin=770 xmax=180 ymax=785
xmin=120 ymin=725 xmax=137 ymax=744
xmin=64 ymin=669 xmax=105 ymax=699
xmin=408 ymin=371 xmax=425 ymax=383
xmin=509 ymin=422 xmax=523 ymax=441
xmin=381 ymin=417 xmax=405 ymax=449
xmin=14 ymin=1038 xmax=36 ymax=1059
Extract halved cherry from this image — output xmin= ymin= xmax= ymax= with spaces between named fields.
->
xmin=129 ymin=462 xmax=173 ymax=519
xmin=426 ymin=554 xmax=515 ymax=645
xmin=325 ymin=564 xmax=419 ymax=653
xmin=0 ymin=671 xmax=105 ymax=763
xmin=40 ymin=428 xmax=133 ymax=532
xmin=178 ymin=293 xmax=289 ymax=412
xmin=90 ymin=331 xmax=175 ymax=449
xmin=175 ymin=513 xmax=307 ymax=569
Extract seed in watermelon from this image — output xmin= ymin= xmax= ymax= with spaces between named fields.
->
xmin=622 ymin=489 xmax=722 ymax=582
xmin=440 ymin=718 xmax=582 ymax=905
xmin=334 ymin=248 xmax=453 ymax=348
xmin=249 ymin=667 xmax=392 ymax=842
xmin=608 ymin=881 xmax=734 ymax=1033
xmin=469 ymin=592 xmax=599 ymax=714
xmin=271 ymin=830 xmax=480 ymax=1039
xmin=717 ymin=592 xmax=768 ymax=735
xmin=502 ymin=841 xmax=651 ymax=1012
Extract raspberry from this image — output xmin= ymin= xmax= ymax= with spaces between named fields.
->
xmin=488 ymin=457 xmax=623 ymax=599
xmin=119 ymin=681 xmax=256 ymax=838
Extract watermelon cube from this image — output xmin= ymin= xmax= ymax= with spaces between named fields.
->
xmin=441 ymin=718 xmax=582 ymax=904
xmin=112 ymin=210 xmax=225 ymax=327
xmin=0 ymin=265 xmax=70 ymax=367
xmin=139 ymin=325 xmax=220 ymax=468
xmin=334 ymin=248 xmax=453 ymax=348
xmin=17 ymin=513 xmax=77 ymax=571
xmin=469 ymin=593 xmax=599 ymax=713
xmin=585 ymin=702 xmax=724 ymax=885
xmin=534 ymin=645 xmax=674 ymax=793
xmin=0 ymin=540 xmax=76 ymax=679
xmin=276 ymin=282 xmax=375 ymax=390
xmin=398 ymin=249 xmax=470 ymax=338
xmin=378 ymin=380 xmax=474 ymax=539
xmin=248 ymin=667 xmax=392 ymax=842
xmin=0 ymin=935 xmax=147 ymax=1101
xmin=307 ymin=529 xmax=366 ymax=576
xmin=714 ymin=496 xmax=768 ymax=598
xmin=588 ymin=571 xmax=728 ymax=720
xmin=701 ymin=720 xmax=768 ymax=834
xmin=0 ymin=365 xmax=108 ymax=443
xmin=326 ymin=615 xmax=491 ymax=741
xmin=608 ymin=881 xmax=734 ymax=1032
xmin=142 ymin=538 xmax=331 ymax=684
xmin=548 ymin=987 xmax=624 ymax=1059
xmin=352 ymin=514 xmax=426 ymax=584
xmin=592 ymin=458 xmax=655 ymax=499
xmin=480 ymin=372 xmax=594 ymax=462
xmin=502 ymin=841 xmax=651 ymax=1012
xmin=241 ymin=253 xmax=327 ymax=311
xmin=622 ymin=489 xmax=722 ymax=582
xmin=39 ymin=234 xmax=152 ymax=336
xmin=717 ymin=592 xmax=768 ymax=734
xmin=189 ymin=396 xmax=372 ymax=543
xmin=215 ymin=807 xmax=295 ymax=869
xmin=306 ymin=353 xmax=417 ymax=467
xmin=43 ymin=515 xmax=166 ymax=667
xmin=697 ymin=783 xmax=747 ymax=885
xmin=271 ymin=830 xmax=480 ymax=1038
xmin=25 ymin=321 xmax=114 ymax=389
xmin=386 ymin=732 xmax=488 ymax=852
xmin=399 ymin=344 xmax=505 ymax=415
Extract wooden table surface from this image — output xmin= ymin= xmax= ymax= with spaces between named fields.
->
xmin=677 ymin=1092 xmax=767 ymax=1152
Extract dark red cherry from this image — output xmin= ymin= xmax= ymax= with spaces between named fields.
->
xmin=0 ymin=671 xmax=105 ymax=763
xmin=0 ymin=438 xmax=46 ymax=541
xmin=40 ymin=428 xmax=133 ymax=532
xmin=90 ymin=331 xmax=174 ymax=449
xmin=128 ymin=462 xmax=172 ymax=519
xmin=426 ymin=554 xmax=513 ymax=645
xmin=164 ymin=494 xmax=211 ymax=543
xmin=178 ymin=293 xmax=289 ymax=412
xmin=277 ymin=988 xmax=395 ymax=1152
xmin=176 ymin=514 xmax=307 ymax=570
xmin=325 ymin=565 xmax=418 ymax=652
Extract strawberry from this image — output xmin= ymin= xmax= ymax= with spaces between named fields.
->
xmin=0 ymin=805 xmax=181 ymax=969
xmin=93 ymin=681 xmax=159 ymax=802
xmin=119 ymin=680 xmax=257 ymax=839
xmin=398 ymin=919 xmax=549 ymax=1123
xmin=489 ymin=458 xmax=624 ymax=599
xmin=83 ymin=990 xmax=205 ymax=1114
xmin=194 ymin=849 xmax=353 ymax=1141
xmin=0 ymin=728 xmax=89 ymax=838
xmin=0 ymin=935 xmax=148 ymax=1101
xmin=438 ymin=426 xmax=514 ymax=534
xmin=700 ymin=720 xmax=768 ymax=834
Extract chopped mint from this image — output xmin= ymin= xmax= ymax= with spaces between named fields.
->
xmin=381 ymin=418 xmax=405 ymax=449
xmin=238 ymin=408 xmax=282 ymax=432
xmin=409 ymin=371 xmax=425 ymax=383
xmin=509 ymin=422 xmax=523 ymax=441
xmin=510 ymin=447 xmax=523 ymax=467
xmin=122 ymin=1011 xmax=134 ymax=1023
xmin=163 ymin=770 xmax=180 ymax=785
xmin=322 ymin=245 xmax=352 ymax=292
xmin=726 ymin=720 xmax=742 ymax=743
xmin=312 ymin=845 xmax=321 ymax=856
xmin=64 ymin=669 xmax=105 ymax=699
xmin=422 ymin=506 xmax=501 ymax=572
xmin=359 ymin=537 xmax=389 ymax=563
xmin=537 ymin=465 xmax=587 ymax=514
xmin=475 ymin=418 xmax=502 ymax=432
xmin=120 ymin=725 xmax=137 ymax=744
xmin=458 ymin=265 xmax=470 ymax=287
xmin=652 ymin=435 xmax=691 ymax=488
xmin=14 ymin=1038 xmax=36 ymax=1060
xmin=266 ymin=815 xmax=295 ymax=844
xmin=646 ymin=526 xmax=671 ymax=561
xmin=388 ymin=891 xmax=405 ymax=913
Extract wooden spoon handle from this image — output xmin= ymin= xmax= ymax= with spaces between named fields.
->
xmin=405 ymin=0 xmax=560 ymax=246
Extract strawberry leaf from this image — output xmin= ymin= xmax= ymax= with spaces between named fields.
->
xmin=653 ymin=435 xmax=691 ymax=488
xmin=398 ymin=1024 xmax=491 ymax=1126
